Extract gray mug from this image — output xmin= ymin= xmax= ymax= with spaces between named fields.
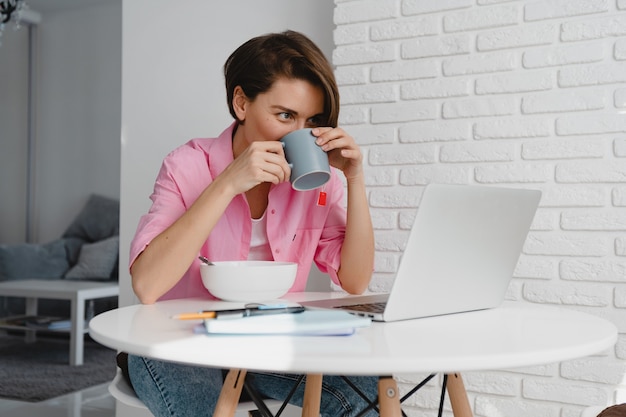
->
xmin=280 ymin=128 xmax=331 ymax=191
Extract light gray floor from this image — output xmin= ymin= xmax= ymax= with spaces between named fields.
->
xmin=0 ymin=382 xmax=115 ymax=417
xmin=0 ymin=381 xmax=304 ymax=417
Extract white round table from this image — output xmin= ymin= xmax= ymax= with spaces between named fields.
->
xmin=90 ymin=293 xmax=617 ymax=416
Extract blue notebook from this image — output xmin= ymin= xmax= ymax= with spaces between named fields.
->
xmin=200 ymin=310 xmax=371 ymax=336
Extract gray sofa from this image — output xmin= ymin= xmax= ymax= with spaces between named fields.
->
xmin=0 ymin=194 xmax=120 ymax=318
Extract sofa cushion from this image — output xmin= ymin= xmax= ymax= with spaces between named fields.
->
xmin=63 ymin=237 xmax=86 ymax=266
xmin=62 ymin=194 xmax=120 ymax=242
xmin=0 ymin=240 xmax=70 ymax=280
xmin=65 ymin=236 xmax=119 ymax=280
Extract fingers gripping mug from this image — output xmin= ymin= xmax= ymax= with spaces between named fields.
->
xmin=280 ymin=128 xmax=331 ymax=191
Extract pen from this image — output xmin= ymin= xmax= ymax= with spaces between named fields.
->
xmin=172 ymin=305 xmax=305 ymax=320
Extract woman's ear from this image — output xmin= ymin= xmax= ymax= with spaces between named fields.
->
xmin=232 ymin=86 xmax=248 ymax=122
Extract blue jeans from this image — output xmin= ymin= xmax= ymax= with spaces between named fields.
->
xmin=128 ymin=355 xmax=380 ymax=417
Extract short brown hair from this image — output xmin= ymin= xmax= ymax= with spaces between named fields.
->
xmin=224 ymin=30 xmax=339 ymax=127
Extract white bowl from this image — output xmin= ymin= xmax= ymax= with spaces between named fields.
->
xmin=200 ymin=261 xmax=297 ymax=302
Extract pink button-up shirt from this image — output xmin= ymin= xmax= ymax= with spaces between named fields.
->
xmin=129 ymin=123 xmax=346 ymax=301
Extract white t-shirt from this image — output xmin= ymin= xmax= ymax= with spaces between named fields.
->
xmin=248 ymin=211 xmax=273 ymax=261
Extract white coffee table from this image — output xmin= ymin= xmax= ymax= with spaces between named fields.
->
xmin=0 ymin=279 xmax=119 ymax=365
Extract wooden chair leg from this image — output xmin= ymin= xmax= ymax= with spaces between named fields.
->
xmin=214 ymin=369 xmax=247 ymax=417
xmin=378 ymin=376 xmax=402 ymax=417
xmin=302 ymin=373 xmax=323 ymax=417
xmin=445 ymin=373 xmax=473 ymax=417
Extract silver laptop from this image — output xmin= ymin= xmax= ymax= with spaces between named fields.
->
xmin=302 ymin=184 xmax=541 ymax=322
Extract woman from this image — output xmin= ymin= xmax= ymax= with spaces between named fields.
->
xmin=127 ymin=30 xmax=377 ymax=417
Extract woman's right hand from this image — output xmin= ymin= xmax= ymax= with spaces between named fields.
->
xmin=218 ymin=140 xmax=291 ymax=195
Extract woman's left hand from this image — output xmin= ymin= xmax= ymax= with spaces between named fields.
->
xmin=312 ymin=127 xmax=364 ymax=183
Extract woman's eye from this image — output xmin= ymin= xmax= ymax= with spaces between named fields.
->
xmin=279 ymin=112 xmax=292 ymax=120
xmin=307 ymin=116 xmax=323 ymax=127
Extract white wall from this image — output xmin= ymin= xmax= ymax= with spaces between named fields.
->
xmin=35 ymin=2 xmax=121 ymax=242
xmin=0 ymin=1 xmax=121 ymax=244
xmin=0 ymin=27 xmax=29 ymax=243
xmin=120 ymin=0 xmax=335 ymax=306
xmin=334 ymin=0 xmax=626 ymax=415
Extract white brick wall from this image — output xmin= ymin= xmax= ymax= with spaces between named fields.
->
xmin=333 ymin=0 xmax=626 ymax=415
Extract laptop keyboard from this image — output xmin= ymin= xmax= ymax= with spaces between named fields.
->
xmin=334 ymin=302 xmax=387 ymax=314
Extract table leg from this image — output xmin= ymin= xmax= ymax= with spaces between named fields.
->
xmin=70 ymin=297 xmax=85 ymax=366
xmin=302 ymin=373 xmax=322 ymax=417
xmin=214 ymin=369 xmax=247 ymax=417
xmin=378 ymin=376 xmax=402 ymax=417
xmin=25 ymin=296 xmax=37 ymax=343
xmin=445 ymin=373 xmax=473 ymax=417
